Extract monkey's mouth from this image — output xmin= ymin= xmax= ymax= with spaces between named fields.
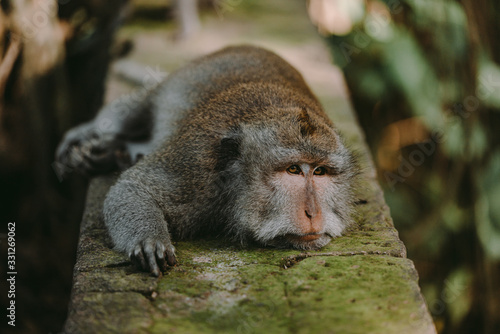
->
xmin=285 ymin=233 xmax=322 ymax=242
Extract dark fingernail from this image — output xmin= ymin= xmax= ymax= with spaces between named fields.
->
xmin=167 ymin=254 xmax=177 ymax=266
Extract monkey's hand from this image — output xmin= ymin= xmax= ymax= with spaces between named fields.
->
xmin=129 ymin=238 xmax=177 ymax=277
xmin=55 ymin=122 xmax=131 ymax=177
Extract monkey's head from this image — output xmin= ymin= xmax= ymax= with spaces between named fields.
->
xmin=220 ymin=107 xmax=359 ymax=250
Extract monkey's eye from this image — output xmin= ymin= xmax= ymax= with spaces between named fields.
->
xmin=287 ymin=165 xmax=301 ymax=175
xmin=314 ymin=167 xmax=326 ymax=175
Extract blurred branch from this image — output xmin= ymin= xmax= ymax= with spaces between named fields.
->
xmin=8 ymin=0 xmax=66 ymax=77
xmin=0 ymin=35 xmax=21 ymax=98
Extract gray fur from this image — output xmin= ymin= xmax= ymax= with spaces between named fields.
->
xmin=56 ymin=46 xmax=359 ymax=276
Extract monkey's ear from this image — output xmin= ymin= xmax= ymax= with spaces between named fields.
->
xmin=298 ymin=108 xmax=317 ymax=137
xmin=215 ymin=131 xmax=241 ymax=171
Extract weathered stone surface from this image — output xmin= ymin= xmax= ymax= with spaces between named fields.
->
xmin=150 ymin=254 xmax=432 ymax=334
xmin=64 ymin=292 xmax=155 ymax=334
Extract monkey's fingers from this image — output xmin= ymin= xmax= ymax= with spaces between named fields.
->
xmin=130 ymin=244 xmax=160 ymax=276
xmin=151 ymin=241 xmax=177 ymax=273
xmin=163 ymin=243 xmax=177 ymax=267
xmin=130 ymin=239 xmax=176 ymax=277
xmin=154 ymin=242 xmax=167 ymax=273
xmin=130 ymin=246 xmax=148 ymax=272
xmin=55 ymin=122 xmax=95 ymax=165
xmin=79 ymin=138 xmax=128 ymax=174
xmin=56 ymin=131 xmax=84 ymax=164
xmin=143 ymin=241 xmax=162 ymax=277
xmin=128 ymin=239 xmax=176 ymax=277
xmin=56 ymin=125 xmax=128 ymax=177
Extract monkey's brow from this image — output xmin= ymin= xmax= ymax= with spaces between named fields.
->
xmin=272 ymin=158 xmax=332 ymax=170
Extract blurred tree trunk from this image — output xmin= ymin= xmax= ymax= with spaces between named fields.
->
xmin=461 ymin=2 xmax=500 ymax=332
xmin=174 ymin=0 xmax=201 ymax=39
xmin=0 ymin=0 xmax=129 ymax=333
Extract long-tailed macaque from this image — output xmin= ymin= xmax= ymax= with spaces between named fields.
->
xmin=56 ymin=46 xmax=359 ymax=276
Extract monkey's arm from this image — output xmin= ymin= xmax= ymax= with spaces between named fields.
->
xmin=103 ymin=167 xmax=176 ymax=276
xmin=55 ymin=93 xmax=154 ymax=176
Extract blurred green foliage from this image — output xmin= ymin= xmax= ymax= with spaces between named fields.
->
xmin=319 ymin=0 xmax=500 ymax=333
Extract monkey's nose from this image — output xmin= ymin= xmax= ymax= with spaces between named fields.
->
xmin=305 ymin=209 xmax=318 ymax=220
xmin=299 ymin=208 xmax=323 ymax=234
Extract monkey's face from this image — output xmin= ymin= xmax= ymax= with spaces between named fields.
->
xmin=232 ymin=118 xmax=357 ymax=250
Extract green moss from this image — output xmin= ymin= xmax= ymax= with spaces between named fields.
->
xmin=151 ymin=256 xmax=431 ymax=334
xmin=150 ymin=237 xmax=425 ymax=333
